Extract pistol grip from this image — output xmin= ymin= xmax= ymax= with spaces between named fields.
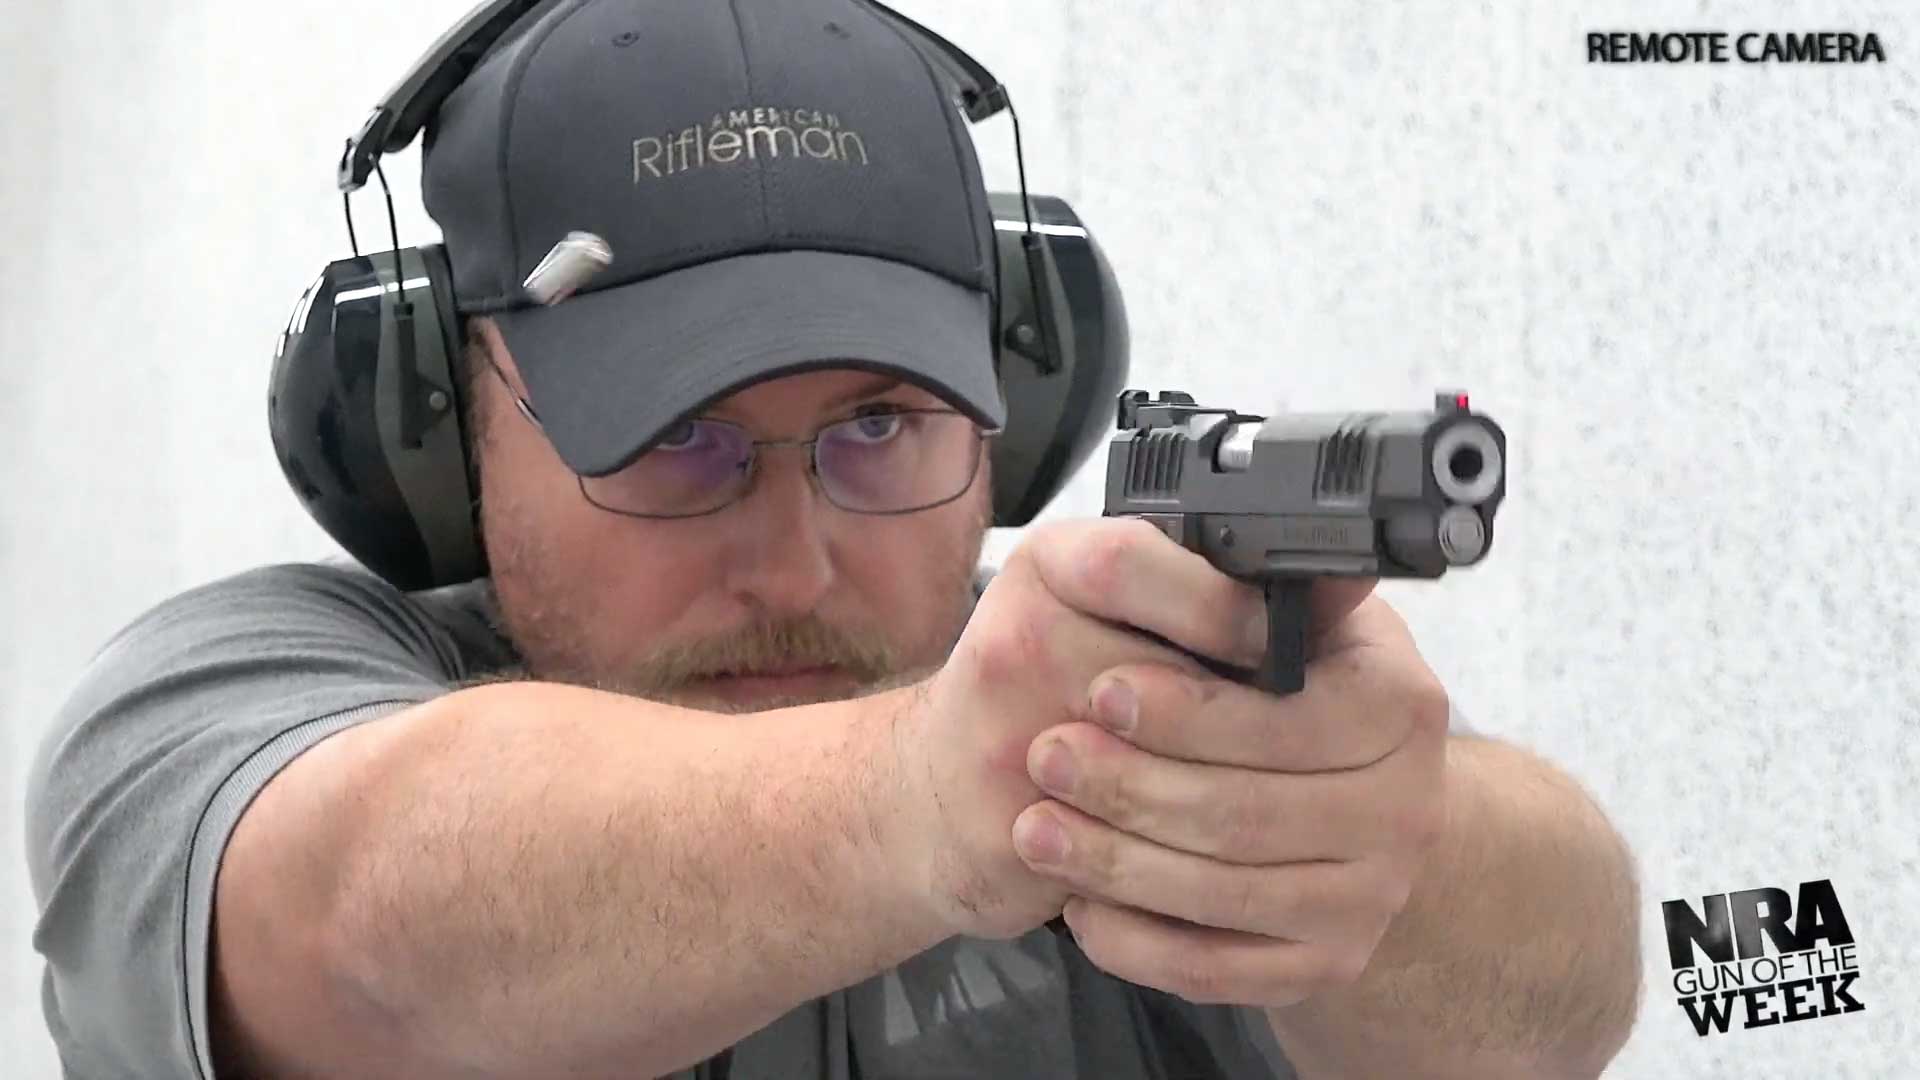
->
xmin=1255 ymin=577 xmax=1312 ymax=696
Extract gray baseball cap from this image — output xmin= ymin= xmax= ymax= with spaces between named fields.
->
xmin=422 ymin=0 xmax=1006 ymax=477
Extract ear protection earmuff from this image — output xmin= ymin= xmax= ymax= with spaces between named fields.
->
xmin=269 ymin=0 xmax=1129 ymax=591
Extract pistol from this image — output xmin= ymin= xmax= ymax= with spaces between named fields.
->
xmin=1104 ymin=388 xmax=1507 ymax=695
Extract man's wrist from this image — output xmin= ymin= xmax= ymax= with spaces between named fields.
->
xmin=855 ymin=679 xmax=955 ymax=942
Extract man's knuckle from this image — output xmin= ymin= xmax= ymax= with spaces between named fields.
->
xmin=1204 ymin=771 xmax=1270 ymax=858
xmin=966 ymin=629 xmax=1008 ymax=683
xmin=1099 ymin=764 xmax=1142 ymax=830
xmin=1365 ymin=594 xmax=1411 ymax=637
xmin=1078 ymin=828 xmax=1121 ymax=892
xmin=1220 ymin=871 xmax=1266 ymax=930
xmin=1183 ymin=670 xmax=1225 ymax=708
xmin=972 ymin=604 xmax=1055 ymax=685
xmin=1125 ymin=664 xmax=1188 ymax=719
xmin=1002 ymin=535 xmax=1044 ymax=578
xmin=1398 ymin=667 xmax=1451 ymax=736
xmin=1076 ymin=527 xmax=1136 ymax=598
xmin=1115 ymin=515 xmax=1166 ymax=546
xmin=1168 ymin=952 xmax=1231 ymax=1003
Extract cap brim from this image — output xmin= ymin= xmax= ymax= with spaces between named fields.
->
xmin=491 ymin=250 xmax=1006 ymax=477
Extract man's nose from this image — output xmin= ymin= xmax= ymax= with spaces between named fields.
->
xmin=724 ymin=450 xmax=836 ymax=617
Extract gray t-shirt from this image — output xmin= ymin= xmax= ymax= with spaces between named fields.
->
xmin=25 ymin=560 xmax=1300 ymax=1079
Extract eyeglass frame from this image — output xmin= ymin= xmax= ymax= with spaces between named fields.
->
xmin=481 ymin=357 xmax=1002 ymax=520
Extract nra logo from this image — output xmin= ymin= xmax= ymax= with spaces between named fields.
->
xmin=1661 ymin=879 xmax=1866 ymax=1037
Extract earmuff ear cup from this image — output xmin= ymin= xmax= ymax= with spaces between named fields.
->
xmin=270 ymin=243 xmax=485 ymax=589
xmin=987 ymin=193 xmax=1130 ymax=527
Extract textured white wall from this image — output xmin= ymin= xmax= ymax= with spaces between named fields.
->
xmin=4 ymin=1 xmax=1917 ymax=1076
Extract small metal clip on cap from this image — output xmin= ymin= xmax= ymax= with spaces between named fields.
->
xmin=523 ymin=231 xmax=614 ymax=306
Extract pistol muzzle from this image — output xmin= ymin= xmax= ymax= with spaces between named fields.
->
xmin=1432 ymin=422 xmax=1503 ymax=505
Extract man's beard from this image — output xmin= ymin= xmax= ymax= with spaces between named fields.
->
xmin=482 ymin=603 xmax=967 ymax=714
xmin=594 ymin=614 xmax=918 ymax=713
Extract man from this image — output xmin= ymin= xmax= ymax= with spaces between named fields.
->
xmin=25 ymin=0 xmax=1643 ymax=1077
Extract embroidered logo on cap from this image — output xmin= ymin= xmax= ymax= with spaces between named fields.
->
xmin=632 ymin=105 xmax=870 ymax=181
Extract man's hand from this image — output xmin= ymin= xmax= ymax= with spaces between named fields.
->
xmin=1014 ymin=522 xmax=1451 ymax=1007
xmin=897 ymin=517 xmax=1225 ymax=939
xmin=901 ymin=516 xmax=1452 ymax=1013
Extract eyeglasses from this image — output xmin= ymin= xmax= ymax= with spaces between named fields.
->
xmin=488 ymin=361 xmax=997 ymax=519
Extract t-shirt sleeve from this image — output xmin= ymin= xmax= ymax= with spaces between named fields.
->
xmin=23 ymin=562 xmax=484 ymax=1080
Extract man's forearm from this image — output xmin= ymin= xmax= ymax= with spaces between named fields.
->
xmin=1266 ymin=735 xmax=1643 ymax=1079
xmin=328 ymin=680 xmax=947 ymax=1077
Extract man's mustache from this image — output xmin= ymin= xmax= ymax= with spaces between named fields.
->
xmin=616 ymin=615 xmax=901 ymax=696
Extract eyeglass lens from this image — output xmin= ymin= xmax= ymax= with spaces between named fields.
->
xmin=579 ymin=410 xmax=982 ymax=517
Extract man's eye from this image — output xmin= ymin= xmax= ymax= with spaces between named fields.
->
xmin=656 ymin=420 xmax=703 ymax=451
xmin=845 ymin=412 xmax=903 ymax=443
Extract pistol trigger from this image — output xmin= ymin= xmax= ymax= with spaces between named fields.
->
xmin=1255 ymin=578 xmax=1312 ymax=695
